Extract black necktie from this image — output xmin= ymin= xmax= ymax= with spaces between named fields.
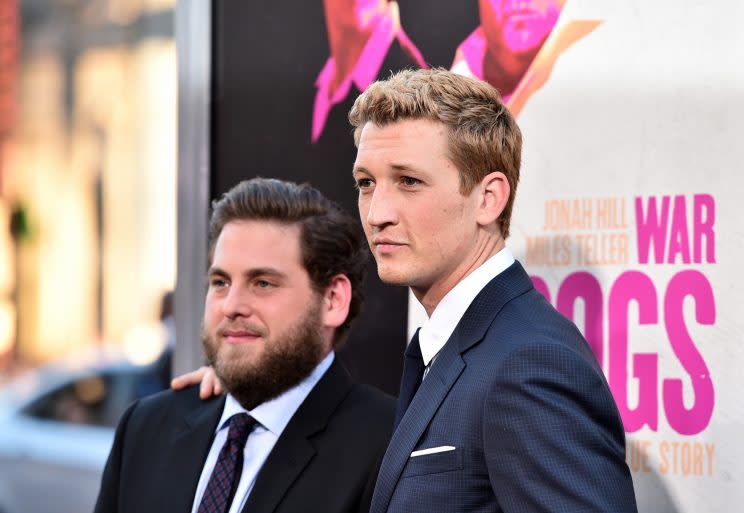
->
xmin=394 ymin=329 xmax=424 ymax=428
xmin=197 ymin=413 xmax=256 ymax=513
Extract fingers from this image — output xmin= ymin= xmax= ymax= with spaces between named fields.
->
xmin=199 ymin=368 xmax=219 ymax=399
xmin=170 ymin=366 xmax=210 ymax=390
xmin=170 ymin=366 xmax=224 ymax=399
xmin=213 ymin=374 xmax=223 ymax=396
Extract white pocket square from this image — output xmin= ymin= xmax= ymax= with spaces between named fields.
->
xmin=410 ymin=445 xmax=456 ymax=457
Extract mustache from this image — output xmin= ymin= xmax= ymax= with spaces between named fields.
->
xmin=216 ymin=320 xmax=267 ymax=338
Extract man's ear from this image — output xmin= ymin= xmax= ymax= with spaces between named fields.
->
xmin=476 ymin=171 xmax=510 ymax=228
xmin=321 ymin=274 xmax=352 ymax=332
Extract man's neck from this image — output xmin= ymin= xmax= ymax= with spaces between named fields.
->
xmin=414 ymin=236 xmax=505 ymax=317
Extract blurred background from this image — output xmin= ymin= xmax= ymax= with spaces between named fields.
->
xmin=0 ymin=0 xmax=176 ymax=377
xmin=0 ymin=2 xmax=176 ymax=512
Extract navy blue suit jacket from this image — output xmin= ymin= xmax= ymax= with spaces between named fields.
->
xmin=370 ymin=261 xmax=637 ymax=513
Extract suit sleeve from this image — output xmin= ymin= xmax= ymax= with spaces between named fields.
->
xmin=483 ymin=343 xmax=637 ymax=513
xmin=93 ymin=400 xmax=138 ymax=513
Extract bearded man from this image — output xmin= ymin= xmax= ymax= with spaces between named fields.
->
xmin=94 ymin=178 xmax=394 ymax=513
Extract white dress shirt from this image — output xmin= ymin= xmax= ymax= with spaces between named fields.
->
xmin=190 ymin=352 xmax=335 ymax=513
xmin=418 ymin=248 xmax=515 ymax=367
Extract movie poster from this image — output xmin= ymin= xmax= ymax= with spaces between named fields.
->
xmin=214 ymin=1 xmax=742 ymax=510
xmin=504 ymin=1 xmax=742 ymax=511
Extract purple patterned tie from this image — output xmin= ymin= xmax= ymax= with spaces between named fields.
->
xmin=197 ymin=413 xmax=256 ymax=513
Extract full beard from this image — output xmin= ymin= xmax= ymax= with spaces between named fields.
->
xmin=202 ymin=301 xmax=325 ymax=410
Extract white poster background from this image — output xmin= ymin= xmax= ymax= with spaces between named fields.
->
xmin=409 ymin=2 xmax=743 ymax=511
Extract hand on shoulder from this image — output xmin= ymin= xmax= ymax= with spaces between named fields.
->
xmin=170 ymin=366 xmax=223 ymax=399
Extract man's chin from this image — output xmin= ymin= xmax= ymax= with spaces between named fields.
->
xmin=204 ymin=302 xmax=325 ymax=410
xmin=376 ymin=266 xmax=415 ymax=287
xmin=212 ymin=351 xmax=260 ymax=382
xmin=503 ymin=37 xmax=544 ymax=54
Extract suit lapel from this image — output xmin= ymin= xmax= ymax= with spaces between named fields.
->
xmin=370 ymin=261 xmax=534 ymax=513
xmin=453 ymin=261 xmax=535 ymax=355
xmin=163 ymin=394 xmax=225 ymax=513
xmin=370 ymin=339 xmax=465 ymax=513
xmin=241 ymin=358 xmax=353 ymax=513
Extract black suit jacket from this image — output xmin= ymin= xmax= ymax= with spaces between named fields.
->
xmin=94 ymin=358 xmax=395 ymax=513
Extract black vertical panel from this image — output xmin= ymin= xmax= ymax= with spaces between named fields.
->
xmin=398 ymin=0 xmax=479 ymax=66
xmin=211 ymin=0 xmax=479 ymax=395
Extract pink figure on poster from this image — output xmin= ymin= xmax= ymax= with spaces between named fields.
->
xmin=452 ymin=0 xmax=561 ymax=101
xmin=312 ymin=0 xmax=426 ymax=143
xmin=452 ymin=0 xmax=600 ymax=116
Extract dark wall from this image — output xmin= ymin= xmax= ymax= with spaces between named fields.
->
xmin=210 ymin=0 xmax=479 ymax=395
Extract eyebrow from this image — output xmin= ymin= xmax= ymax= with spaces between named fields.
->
xmin=391 ymin=162 xmax=422 ymax=173
xmin=351 ymin=165 xmax=369 ymax=176
xmin=207 ymin=266 xmax=287 ymax=281
xmin=352 ymin=162 xmax=424 ymax=175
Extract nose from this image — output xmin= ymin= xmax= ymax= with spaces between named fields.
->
xmin=365 ymin=185 xmax=399 ymax=229
xmin=221 ymin=285 xmax=252 ymax=319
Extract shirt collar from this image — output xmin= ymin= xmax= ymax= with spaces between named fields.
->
xmin=217 ymin=351 xmax=335 ymax=436
xmin=418 ymin=247 xmax=515 ymax=365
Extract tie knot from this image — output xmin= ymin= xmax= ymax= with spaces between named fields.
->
xmin=226 ymin=413 xmax=255 ymax=445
